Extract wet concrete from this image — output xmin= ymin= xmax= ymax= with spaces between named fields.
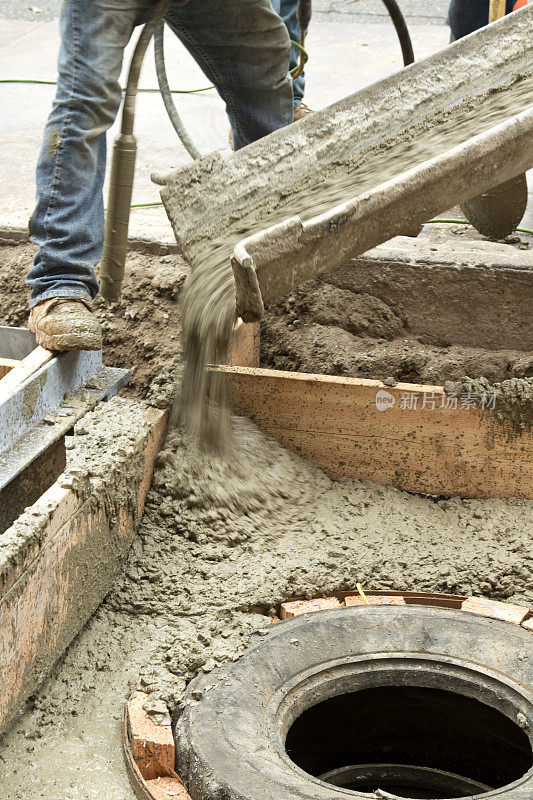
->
xmin=0 ymin=399 xmax=530 ymax=799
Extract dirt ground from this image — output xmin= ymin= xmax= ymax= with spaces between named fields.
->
xmin=0 ymin=240 xmax=189 ymax=397
xmin=260 ymin=227 xmax=533 ymax=385
xmin=2 ymin=224 xmax=531 ymax=391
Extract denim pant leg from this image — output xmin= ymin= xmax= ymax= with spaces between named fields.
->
xmin=448 ymin=0 xmax=515 ymax=39
xmin=270 ymin=0 xmax=305 ymax=107
xmin=165 ymin=0 xmax=293 ymax=150
xmin=26 ymin=0 xmax=145 ymax=307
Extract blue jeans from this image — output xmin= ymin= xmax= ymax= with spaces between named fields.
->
xmin=26 ymin=0 xmax=293 ymax=307
xmin=271 ymin=0 xmax=305 ymax=107
xmin=448 ymin=0 xmax=515 ymax=39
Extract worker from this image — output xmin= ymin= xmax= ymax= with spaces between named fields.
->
xmin=448 ymin=0 xmax=521 ymax=38
xmin=26 ymin=0 xmax=294 ymax=352
xmin=271 ymin=0 xmax=313 ymax=120
xmin=228 ymin=0 xmax=313 ymax=149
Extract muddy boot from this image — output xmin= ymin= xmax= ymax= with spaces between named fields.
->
xmin=28 ymin=298 xmax=102 ymax=351
xmin=293 ymin=102 xmax=313 ymax=121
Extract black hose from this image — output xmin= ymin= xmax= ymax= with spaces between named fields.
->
xmin=380 ymin=0 xmax=415 ymax=66
xmin=99 ymin=0 xmax=172 ymax=301
xmin=154 ymin=21 xmax=202 ymax=160
xmin=154 ymin=0 xmax=413 ymax=157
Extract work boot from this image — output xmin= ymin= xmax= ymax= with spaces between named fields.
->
xmin=28 ymin=298 xmax=102 ymax=351
xmin=293 ymin=102 xmax=313 ymax=121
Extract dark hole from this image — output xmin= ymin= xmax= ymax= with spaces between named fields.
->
xmin=285 ymin=686 xmax=533 ymax=798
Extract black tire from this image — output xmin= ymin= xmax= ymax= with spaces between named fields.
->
xmin=461 ymin=173 xmax=528 ymax=240
xmin=175 ymin=605 xmax=533 ymax=800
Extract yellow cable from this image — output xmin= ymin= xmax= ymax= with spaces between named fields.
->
xmin=356 ymin=583 xmax=369 ymax=605
xmin=489 ymin=0 xmax=506 ymax=23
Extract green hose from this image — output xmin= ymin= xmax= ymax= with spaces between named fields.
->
xmin=0 ymin=78 xmax=214 ymax=93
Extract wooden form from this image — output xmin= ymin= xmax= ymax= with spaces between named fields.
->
xmin=0 ymin=358 xmax=18 ymax=379
xmin=214 ymin=324 xmax=532 ymax=499
xmin=0 ymin=345 xmax=53 ymax=397
xmin=0 ymin=406 xmax=167 ymax=734
xmin=278 ymin=590 xmax=532 ymax=626
xmin=227 ymin=318 xmax=260 ymax=368
xmin=0 ymin=327 xmax=130 ymax=534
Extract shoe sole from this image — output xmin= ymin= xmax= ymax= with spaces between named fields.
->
xmin=33 ymin=328 xmax=102 ymax=352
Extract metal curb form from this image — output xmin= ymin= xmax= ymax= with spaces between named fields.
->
xmin=122 ymin=590 xmax=532 ymax=800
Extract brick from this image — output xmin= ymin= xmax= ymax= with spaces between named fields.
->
xmin=344 ymin=595 xmax=406 ymax=606
xmin=271 ymin=616 xmax=281 ymax=624
xmin=127 ymin=691 xmax=175 ymax=781
xmin=521 ymin=616 xmax=533 ymax=631
xmin=145 ymin=777 xmax=192 ymax=799
xmin=461 ymin=597 xmax=530 ymax=625
xmin=280 ymin=597 xmax=341 ymax=619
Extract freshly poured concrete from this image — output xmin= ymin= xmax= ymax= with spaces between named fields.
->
xmin=0 ymin=397 xmax=531 ymax=800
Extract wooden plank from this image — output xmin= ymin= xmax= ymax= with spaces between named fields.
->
xmin=0 ymin=406 xmax=167 ymax=734
xmin=136 ymin=408 xmax=169 ymax=519
xmin=0 ymin=358 xmax=19 ymax=379
xmin=227 ymin=320 xmax=260 ymax=368
xmin=213 ymin=365 xmax=532 ymax=499
xmin=0 ymin=345 xmax=53 ymax=398
xmin=0 ymin=482 xmax=75 ymax=598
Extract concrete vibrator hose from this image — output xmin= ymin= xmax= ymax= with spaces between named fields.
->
xmin=99 ymin=0 xmax=172 ymax=302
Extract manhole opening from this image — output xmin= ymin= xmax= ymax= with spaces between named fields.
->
xmin=285 ymin=686 xmax=533 ymax=798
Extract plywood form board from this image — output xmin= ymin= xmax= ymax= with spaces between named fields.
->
xmin=227 ymin=320 xmax=260 ymax=368
xmin=0 ymin=346 xmax=52 ymax=397
xmin=214 ymin=365 xmax=532 ymax=498
xmin=0 ymin=358 xmax=19 ymax=379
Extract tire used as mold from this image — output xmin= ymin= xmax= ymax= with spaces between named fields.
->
xmin=124 ymin=592 xmax=532 ymax=800
xmin=175 ymin=603 xmax=533 ymax=799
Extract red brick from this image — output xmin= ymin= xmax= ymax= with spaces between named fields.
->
xmin=145 ymin=777 xmax=192 ymax=799
xmin=280 ymin=597 xmax=341 ymax=619
xmin=127 ymin=691 xmax=175 ymax=781
xmin=345 ymin=595 xmax=405 ymax=606
xmin=461 ymin=597 xmax=529 ymax=625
